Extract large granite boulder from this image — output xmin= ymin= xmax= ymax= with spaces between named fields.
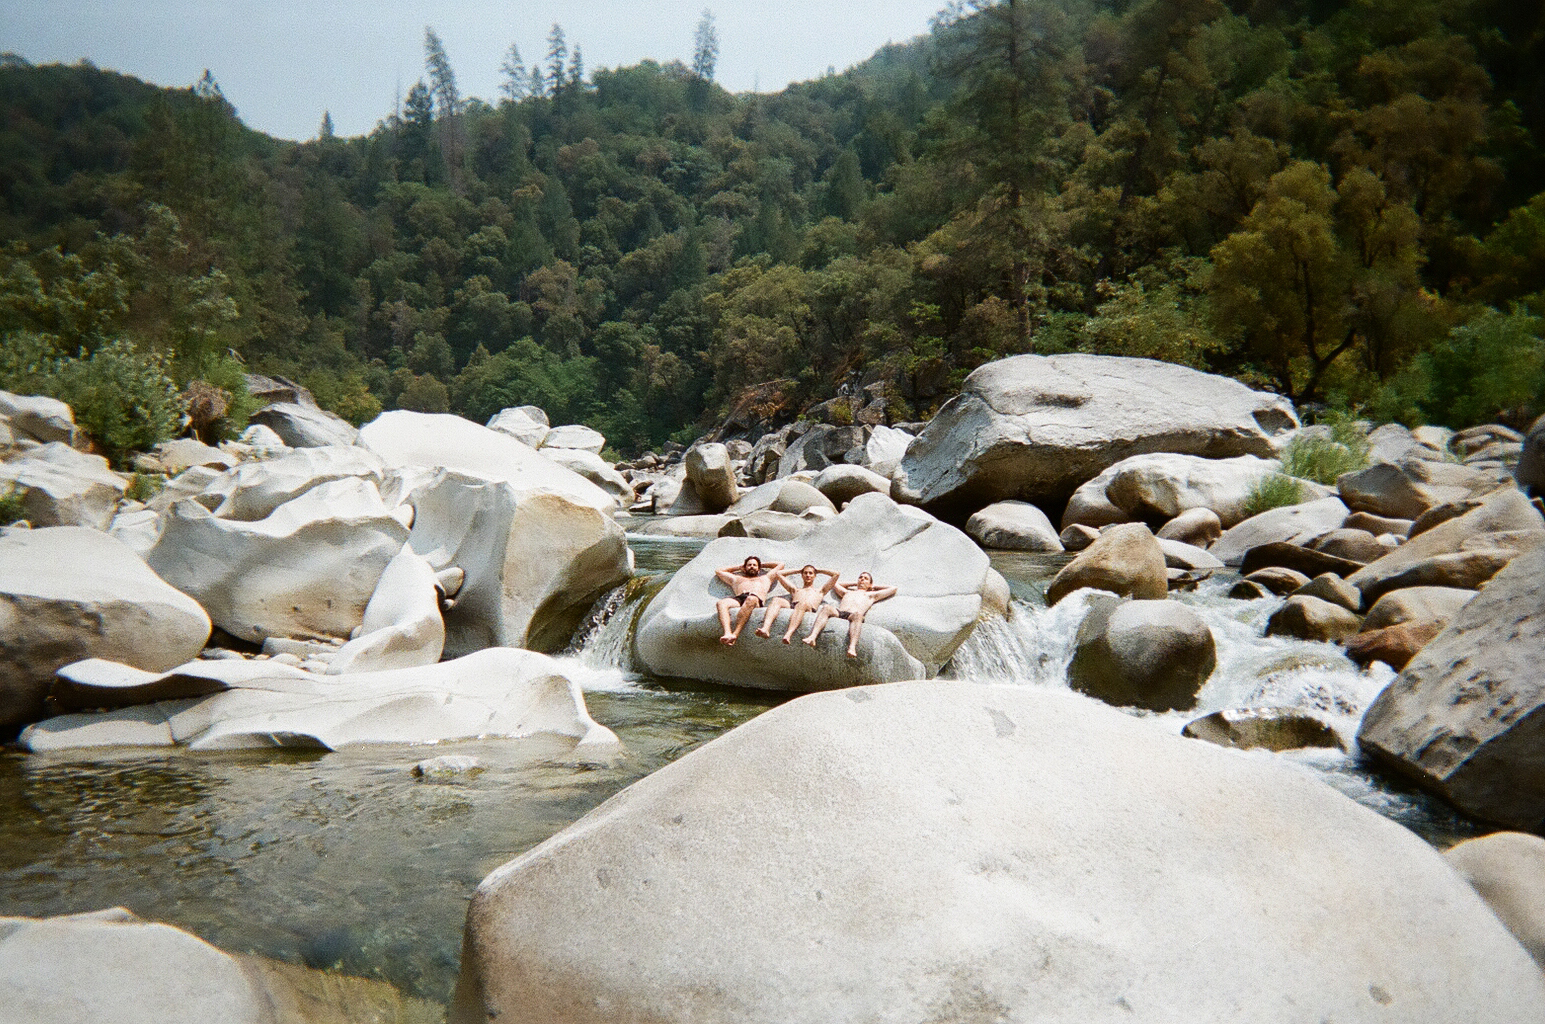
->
xmin=0 ymin=390 xmax=75 ymax=445
xmin=451 ymin=683 xmax=1545 ymax=1024
xmin=1044 ymin=522 xmax=1167 ymax=607
xmin=205 ymin=445 xmax=389 ymax=521
xmin=892 ymin=354 xmax=1297 ymax=520
xmin=0 ymin=527 xmax=210 ymax=735
xmin=1445 ymin=832 xmax=1545 ymax=968
xmin=1358 ymin=540 xmax=1545 ymax=829
xmin=486 ymin=405 xmax=550 ymax=447
xmin=0 ymin=442 xmax=125 ymax=529
xmin=22 ymin=647 xmax=619 ymax=753
xmin=248 ymin=401 xmax=359 ymax=448
xmin=535 ymin=447 xmax=632 ymax=507
xmin=1518 ymin=414 xmax=1545 ymax=497
xmin=727 ymin=478 xmax=834 ymax=518
xmin=540 ymin=423 xmax=605 ymax=453
xmin=1208 ymin=496 xmax=1350 ymax=565
xmin=966 ymin=500 xmax=1063 ymax=551
xmin=357 ymin=410 xmax=616 ymax=513
xmin=812 ymin=464 xmax=891 ymax=507
xmin=681 ymin=442 xmax=738 ymax=513
xmin=1345 ymin=486 xmax=1544 ymax=605
xmin=634 ymin=493 xmax=998 ymax=691
xmin=1362 ymin=586 xmax=1474 ymax=631
xmin=325 ymin=544 xmax=444 ymax=674
xmin=778 ymin=424 xmax=867 ymax=477
xmin=402 ymin=470 xmax=631 ymax=655
xmin=145 ymin=477 xmax=410 ymax=644
xmin=1101 ymin=453 xmax=1281 ymax=528
xmin=1264 ymin=595 xmax=1363 ymax=644
xmin=1068 ymin=596 xmax=1216 ymax=711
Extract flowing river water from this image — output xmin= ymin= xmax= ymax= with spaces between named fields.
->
xmin=0 ymin=535 xmax=1481 ymax=1011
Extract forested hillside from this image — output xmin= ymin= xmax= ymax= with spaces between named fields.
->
xmin=3 ymin=0 xmax=1544 ymax=460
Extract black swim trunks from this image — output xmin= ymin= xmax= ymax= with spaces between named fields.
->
xmin=837 ymin=608 xmax=856 ymax=621
xmin=736 ymin=592 xmax=762 ymax=607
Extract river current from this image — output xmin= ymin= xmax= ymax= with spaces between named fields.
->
xmin=0 ymin=534 xmax=1478 ymax=1009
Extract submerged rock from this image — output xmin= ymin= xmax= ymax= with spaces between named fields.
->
xmin=451 ymin=683 xmax=1545 ymax=1024
xmin=1264 ymin=595 xmax=1362 ymax=644
xmin=1182 ymin=707 xmax=1345 ymax=752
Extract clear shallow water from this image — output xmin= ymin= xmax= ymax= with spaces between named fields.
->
xmin=0 ymin=534 xmax=1481 ymax=1011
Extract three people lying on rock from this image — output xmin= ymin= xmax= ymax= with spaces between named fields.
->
xmin=714 ymin=557 xmax=897 ymax=657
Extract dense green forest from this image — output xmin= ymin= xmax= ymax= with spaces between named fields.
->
xmin=3 ymin=0 xmax=1544 ymax=461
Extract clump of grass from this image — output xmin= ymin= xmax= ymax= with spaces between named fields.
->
xmin=0 ymin=486 xmax=26 ymax=526
xmin=124 ymin=472 xmax=165 ymax=504
xmin=1280 ymin=416 xmax=1371 ymax=485
xmin=1241 ymin=473 xmax=1307 ymax=519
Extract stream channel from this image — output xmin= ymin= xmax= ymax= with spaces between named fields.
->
xmin=0 ymin=533 xmax=1483 ymax=1011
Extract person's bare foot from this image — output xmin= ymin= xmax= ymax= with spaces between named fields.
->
xmin=753 ymin=628 xmax=770 ymax=638
xmin=782 ymin=636 xmax=792 ymax=644
xmin=802 ymin=636 xmax=817 ymax=647
xmin=846 ymin=647 xmax=858 ymax=658
xmin=719 ymin=634 xmax=734 ymax=646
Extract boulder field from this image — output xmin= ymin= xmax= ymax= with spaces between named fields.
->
xmin=633 ymin=493 xmax=1003 ymax=691
xmin=451 ymin=683 xmax=1544 ymax=1024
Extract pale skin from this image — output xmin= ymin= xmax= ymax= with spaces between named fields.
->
xmin=754 ymin=564 xmax=839 ymax=643
xmin=803 ymin=572 xmax=898 ymax=657
xmin=714 ymin=556 xmax=784 ymax=646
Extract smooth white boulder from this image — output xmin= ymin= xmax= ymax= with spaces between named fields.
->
xmin=1102 ymin=453 xmax=1282 ymax=528
xmin=248 ymin=401 xmax=358 ymax=448
xmin=812 ymin=464 xmax=891 ymax=507
xmin=145 ymin=477 xmax=410 ymax=644
xmin=1208 ymin=496 xmax=1350 ymax=565
xmin=1446 ymin=832 xmax=1545 ymax=968
xmin=893 ymin=354 xmax=1297 ymax=517
xmin=965 ymin=500 xmax=1063 ymax=551
xmin=486 ymin=405 xmax=550 ymax=447
xmin=206 ymin=445 xmax=389 ymax=521
xmin=452 ymin=682 xmax=1545 ymax=1024
xmin=403 ymin=470 xmax=630 ymax=654
xmin=682 ymin=443 xmax=739 ymax=513
xmin=0 ymin=442 xmax=125 ymax=529
xmin=540 ymin=423 xmax=605 ymax=453
xmin=22 ymin=647 xmax=619 ymax=752
xmin=358 ymin=410 xmax=615 ymax=513
xmin=535 ymin=447 xmax=632 ymax=506
xmin=149 ymin=438 xmax=235 ymax=474
xmin=0 ymin=527 xmax=210 ymax=733
xmin=0 ymin=390 xmax=75 ymax=445
xmin=107 ymin=507 xmax=162 ymax=555
xmin=326 ymin=544 xmax=445 ymax=674
xmin=634 ymin=493 xmax=997 ymax=691
xmin=726 ymin=478 xmax=835 ymax=518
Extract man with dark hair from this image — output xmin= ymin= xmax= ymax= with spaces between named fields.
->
xmin=714 ymin=555 xmax=783 ymax=646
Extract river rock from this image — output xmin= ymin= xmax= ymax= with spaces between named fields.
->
xmin=1209 ymin=496 xmax=1350 ymax=565
xmin=1445 ymin=832 xmax=1545 ymax=969
xmin=1291 ymin=573 xmax=1362 ymax=613
xmin=1307 ymin=527 xmax=1386 ymax=563
xmin=0 ymin=390 xmax=75 ymax=445
xmin=1102 ymin=453 xmax=1281 ymax=528
xmin=1344 ymin=510 xmax=1413 ymax=536
xmin=728 ymin=478 xmax=834 ymax=518
xmin=108 ymin=507 xmax=161 ymax=555
xmin=149 ymin=438 xmax=236 ymax=475
xmin=778 ymin=424 xmax=867 ymax=477
xmin=634 ymin=494 xmax=997 ymax=691
xmin=325 ymin=544 xmax=444 ymax=674
xmin=414 ymin=754 xmax=486 ymax=784
xmin=1182 ymin=707 xmax=1344 ymax=751
xmin=1366 ymin=422 xmax=1447 ymax=465
xmin=358 ymin=410 xmax=616 ymax=513
xmin=206 ymin=444 xmax=389 ymax=522
xmin=1060 ymin=466 xmax=1131 ymax=530
xmin=1156 ymin=507 xmax=1222 ymax=547
xmin=1358 ymin=540 xmax=1545 ymax=829
xmin=145 ymin=477 xmax=410 ymax=644
xmin=892 ymin=353 xmax=1297 ymax=519
xmin=1346 ymin=487 xmax=1543 ymax=605
xmin=1362 ymin=586 xmax=1474 ymax=631
xmin=486 ymin=405 xmax=550 ymax=447
xmin=1238 ymin=541 xmax=1365 ymax=578
xmin=1044 ymin=522 xmax=1167 ymax=607
xmin=1264 ymin=595 xmax=1362 ymax=643
xmin=22 ymin=647 xmax=619 ymax=753
xmin=1068 ymin=597 xmax=1216 ymax=711
xmin=1059 ymin=523 xmax=1101 ymax=551
xmin=966 ymin=500 xmax=1063 ymax=552
xmin=812 ymin=464 xmax=891 ymax=507
xmin=0 ymin=527 xmax=210 ymax=735
xmin=0 ymin=442 xmax=125 ymax=529
xmin=717 ymin=510 xmax=815 ymax=541
xmin=1343 ymin=619 xmax=1445 ymax=671
xmin=862 ymin=424 xmax=912 ymax=473
xmin=1518 ymin=414 xmax=1545 ymax=497
xmin=1240 ymin=566 xmax=1311 ymax=596
xmin=677 ymin=443 xmax=737 ymax=513
xmin=237 ymin=423 xmax=286 ymax=450
xmin=1337 ymin=463 xmax=1439 ymax=520
xmin=0 ymin=908 xmax=274 ymax=1024
xmin=630 ymin=514 xmax=734 ymax=539
xmin=450 ymin=682 xmax=1545 ymax=1024
xmin=1356 ymin=548 xmax=1516 ymax=606
xmin=1156 ymin=538 xmax=1224 ymax=570
xmin=536 ymin=447 xmax=632 ymax=506
xmin=248 ymin=401 xmax=359 ymax=448
xmin=540 ymin=423 xmax=605 ymax=453
xmin=402 ymin=470 xmax=630 ymax=655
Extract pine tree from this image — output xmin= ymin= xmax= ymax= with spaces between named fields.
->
xmin=319 ymin=110 xmax=335 ymax=139
xmin=498 ymin=43 xmax=527 ymax=102
xmin=568 ymin=46 xmax=585 ymax=91
xmin=693 ymin=9 xmax=719 ymax=81
xmin=423 ymin=27 xmax=461 ymax=120
xmin=546 ymin=24 xmax=568 ymax=96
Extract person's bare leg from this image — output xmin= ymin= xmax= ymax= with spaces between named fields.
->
xmin=803 ymin=607 xmax=835 ymax=646
xmin=782 ymin=603 xmax=813 ymax=643
xmin=754 ymin=597 xmax=789 ymax=638
xmin=717 ymin=597 xmax=739 ymax=644
xmin=727 ymin=597 xmax=759 ymax=645
xmin=845 ymin=612 xmax=866 ymax=658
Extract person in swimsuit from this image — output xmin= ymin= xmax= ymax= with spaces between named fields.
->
xmin=803 ymin=571 xmax=898 ymax=658
xmin=754 ymin=563 xmax=839 ymax=643
xmin=714 ymin=555 xmax=783 ymax=646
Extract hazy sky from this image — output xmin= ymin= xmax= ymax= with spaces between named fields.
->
xmin=7 ymin=1 xmax=946 ymax=141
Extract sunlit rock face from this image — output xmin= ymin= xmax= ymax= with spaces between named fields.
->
xmin=452 ymin=683 xmax=1544 ymax=1024
xmin=0 ymin=442 xmax=125 ymax=529
xmin=0 ymin=526 xmax=210 ymax=735
xmin=21 ymin=648 xmax=618 ymax=753
xmin=893 ymin=354 xmax=1297 ymax=521
xmin=633 ymin=493 xmax=998 ymax=691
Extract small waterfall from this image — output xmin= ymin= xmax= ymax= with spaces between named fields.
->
xmin=559 ymin=575 xmax=669 ymax=689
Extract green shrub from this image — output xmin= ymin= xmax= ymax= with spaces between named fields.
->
xmin=125 ymin=472 xmax=164 ymax=503
xmin=1408 ymin=308 xmax=1545 ymax=428
xmin=1242 ymin=473 xmax=1307 ymax=519
xmin=0 ymin=486 xmax=25 ymax=526
xmin=49 ymin=338 xmax=184 ymax=467
xmin=1278 ymin=424 xmax=1369 ymax=485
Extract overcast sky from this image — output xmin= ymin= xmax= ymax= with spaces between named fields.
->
xmin=7 ymin=1 xmax=946 ymax=141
